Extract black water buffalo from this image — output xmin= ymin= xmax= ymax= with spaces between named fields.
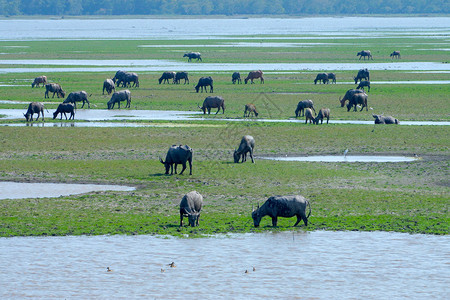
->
xmin=232 ymin=72 xmax=242 ymax=84
xmin=45 ymin=83 xmax=65 ymax=99
xmin=295 ymin=99 xmax=315 ymax=117
xmin=184 ymin=52 xmax=202 ymax=62
xmin=112 ymin=70 xmax=127 ymax=85
xmin=107 ymin=90 xmax=131 ymax=109
xmin=356 ymin=80 xmax=371 ymax=92
xmin=347 ymin=92 xmax=368 ymax=112
xmin=159 ymin=71 xmax=176 ymax=84
xmin=304 ymin=108 xmax=315 ymax=124
xmin=31 ymin=76 xmax=47 ymax=88
xmin=354 ymin=68 xmax=370 ymax=83
xmin=113 ymin=70 xmax=139 ymax=88
xmin=314 ymin=73 xmax=329 ymax=84
xmin=234 ymin=135 xmax=255 ymax=163
xmin=179 ymin=191 xmax=203 ymax=227
xmin=245 ymin=70 xmax=264 ymax=84
xmin=339 ymin=89 xmax=365 ymax=107
xmin=53 ymin=103 xmax=75 ymax=120
xmin=199 ymin=96 xmax=225 ymax=114
xmin=390 ymin=51 xmax=401 ymax=59
xmin=195 ymin=76 xmax=213 ymax=93
xmin=159 ymin=144 xmax=193 ymax=175
xmin=327 ymin=73 xmax=336 ymax=84
xmin=24 ymin=102 xmax=47 ymax=121
xmin=244 ymin=103 xmax=258 ymax=117
xmin=63 ymin=91 xmax=90 ymax=109
xmin=373 ymin=114 xmax=399 ymax=124
xmin=314 ymin=108 xmax=330 ymax=124
xmin=103 ymin=79 xmax=115 ymax=95
xmin=174 ymin=71 xmax=189 ymax=84
xmin=357 ymin=50 xmax=373 ymax=60
xmin=252 ymin=195 xmax=311 ymax=227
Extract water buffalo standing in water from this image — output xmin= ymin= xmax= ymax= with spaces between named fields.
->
xmin=174 ymin=71 xmax=189 ymax=84
xmin=347 ymin=92 xmax=368 ymax=112
xmin=356 ymin=80 xmax=371 ymax=92
xmin=252 ymin=195 xmax=311 ymax=227
xmin=339 ymin=89 xmax=365 ymax=107
xmin=373 ymin=114 xmax=399 ymax=124
xmin=199 ymin=96 xmax=225 ymax=114
xmin=295 ymin=99 xmax=315 ymax=117
xmin=354 ymin=69 xmax=370 ymax=84
xmin=184 ymin=52 xmax=202 ymax=62
xmin=313 ymin=108 xmax=330 ymax=124
xmin=160 ymin=144 xmax=193 ymax=175
xmin=195 ymin=76 xmax=213 ymax=93
xmin=244 ymin=103 xmax=258 ymax=117
xmin=53 ymin=103 xmax=75 ymax=120
xmin=179 ymin=191 xmax=203 ymax=227
xmin=245 ymin=70 xmax=264 ymax=84
xmin=63 ymin=91 xmax=90 ymax=109
xmin=24 ymin=102 xmax=48 ymax=121
xmin=327 ymin=73 xmax=336 ymax=84
xmin=234 ymin=135 xmax=255 ymax=163
xmin=103 ymin=79 xmax=115 ymax=95
xmin=159 ymin=71 xmax=176 ymax=84
xmin=357 ymin=50 xmax=373 ymax=60
xmin=45 ymin=83 xmax=65 ymax=99
xmin=314 ymin=73 xmax=329 ymax=84
xmin=31 ymin=76 xmax=47 ymax=88
xmin=232 ymin=72 xmax=242 ymax=84
xmin=107 ymin=90 xmax=131 ymax=109
xmin=390 ymin=51 xmax=401 ymax=59
xmin=304 ymin=108 xmax=315 ymax=124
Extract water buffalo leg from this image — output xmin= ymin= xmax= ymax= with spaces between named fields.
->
xmin=271 ymin=216 xmax=278 ymax=227
xmin=188 ymin=158 xmax=192 ymax=175
xmin=249 ymin=150 xmax=255 ymax=163
xmin=180 ymin=213 xmax=184 ymax=227
xmin=216 ymin=107 xmax=220 ymax=114
xmin=179 ymin=163 xmax=187 ymax=175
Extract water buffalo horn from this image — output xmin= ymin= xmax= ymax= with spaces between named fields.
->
xmin=159 ymin=157 xmax=164 ymax=164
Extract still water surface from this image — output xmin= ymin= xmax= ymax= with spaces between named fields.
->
xmin=0 ymin=231 xmax=448 ymax=299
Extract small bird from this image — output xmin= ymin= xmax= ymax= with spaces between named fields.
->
xmin=106 ymin=267 xmax=112 ymax=272
xmin=344 ymin=149 xmax=349 ymax=157
xmin=245 ymin=270 xmax=248 ymax=274
xmin=253 ymin=266 xmax=256 ymax=272
xmin=161 ymin=268 xmax=165 ymax=273
xmin=168 ymin=262 xmax=176 ymax=268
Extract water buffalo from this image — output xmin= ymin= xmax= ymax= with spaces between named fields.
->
xmin=159 ymin=144 xmax=193 ymax=175
xmin=339 ymin=89 xmax=365 ymax=107
xmin=252 ymin=195 xmax=311 ymax=227
xmin=373 ymin=114 xmax=399 ymax=124
xmin=327 ymin=73 xmax=336 ymax=84
xmin=159 ymin=71 xmax=176 ymax=84
xmin=63 ymin=91 xmax=90 ymax=109
xmin=232 ymin=72 xmax=242 ymax=84
xmin=234 ymin=135 xmax=255 ymax=163
xmin=245 ymin=70 xmax=264 ymax=84
xmin=354 ymin=68 xmax=370 ymax=84
xmin=103 ymin=79 xmax=115 ymax=95
xmin=313 ymin=108 xmax=330 ymax=124
xmin=174 ymin=71 xmax=189 ymax=84
xmin=24 ymin=102 xmax=47 ymax=121
xmin=304 ymin=108 xmax=315 ymax=124
xmin=44 ymin=83 xmax=65 ymax=99
xmin=347 ymin=92 xmax=368 ymax=112
xmin=179 ymin=191 xmax=203 ymax=227
xmin=390 ymin=51 xmax=401 ymax=59
xmin=295 ymin=99 xmax=315 ymax=117
xmin=357 ymin=50 xmax=373 ymax=60
xmin=184 ymin=52 xmax=202 ymax=62
xmin=356 ymin=80 xmax=371 ymax=92
xmin=107 ymin=90 xmax=131 ymax=109
xmin=314 ymin=73 xmax=329 ymax=84
xmin=113 ymin=70 xmax=139 ymax=88
xmin=53 ymin=103 xmax=75 ymax=120
xmin=199 ymin=96 xmax=225 ymax=114
xmin=31 ymin=76 xmax=47 ymax=88
xmin=112 ymin=70 xmax=127 ymax=85
xmin=244 ymin=103 xmax=258 ymax=117
xmin=195 ymin=76 xmax=213 ymax=93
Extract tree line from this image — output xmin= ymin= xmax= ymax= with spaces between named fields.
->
xmin=0 ymin=0 xmax=448 ymax=16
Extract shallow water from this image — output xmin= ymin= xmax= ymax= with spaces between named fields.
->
xmin=0 ymin=181 xmax=135 ymax=200
xmin=259 ymin=155 xmax=418 ymax=163
xmin=0 ymin=231 xmax=448 ymax=299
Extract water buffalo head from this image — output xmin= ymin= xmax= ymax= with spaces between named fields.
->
xmin=251 ymin=204 xmax=261 ymax=227
xmin=233 ymin=149 xmax=240 ymax=163
xmin=159 ymin=157 xmax=170 ymax=174
xmin=23 ymin=113 xmax=30 ymax=122
xmin=188 ymin=212 xmax=200 ymax=227
xmin=339 ymin=96 xmax=346 ymax=107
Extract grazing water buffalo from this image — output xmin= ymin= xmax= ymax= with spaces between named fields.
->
xmin=295 ymin=99 xmax=315 ymax=117
xmin=159 ymin=144 xmax=193 ymax=175
xmin=304 ymin=108 xmax=315 ymax=124
xmin=232 ymin=72 xmax=242 ymax=84
xmin=390 ymin=51 xmax=401 ymax=59
xmin=45 ymin=83 xmax=65 ymax=99
xmin=195 ymin=76 xmax=213 ymax=93
xmin=107 ymin=90 xmax=131 ymax=109
xmin=339 ymin=89 xmax=365 ymax=107
xmin=356 ymin=80 xmax=371 ymax=92
xmin=314 ymin=73 xmax=329 ymax=84
xmin=327 ymin=73 xmax=336 ymax=84
xmin=112 ymin=70 xmax=126 ymax=85
xmin=159 ymin=71 xmax=176 ymax=84
xmin=314 ymin=108 xmax=330 ymax=124
xmin=354 ymin=68 xmax=370 ymax=83
xmin=373 ymin=114 xmax=399 ymax=124
xmin=113 ymin=70 xmax=139 ymax=88
xmin=357 ymin=50 xmax=373 ymax=60
xmin=199 ymin=96 xmax=225 ymax=114
xmin=234 ymin=135 xmax=255 ymax=164
xmin=252 ymin=195 xmax=311 ymax=227
xmin=183 ymin=52 xmax=202 ymax=62
xmin=53 ymin=103 xmax=75 ymax=120
xmin=244 ymin=103 xmax=258 ymax=117
xmin=63 ymin=91 xmax=90 ymax=109
xmin=179 ymin=191 xmax=203 ymax=227
xmin=31 ymin=76 xmax=47 ymax=88
xmin=24 ymin=102 xmax=47 ymax=121
xmin=347 ymin=92 xmax=368 ymax=112
xmin=245 ymin=70 xmax=264 ymax=84
xmin=174 ymin=71 xmax=189 ymax=84
xmin=103 ymin=79 xmax=115 ymax=95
